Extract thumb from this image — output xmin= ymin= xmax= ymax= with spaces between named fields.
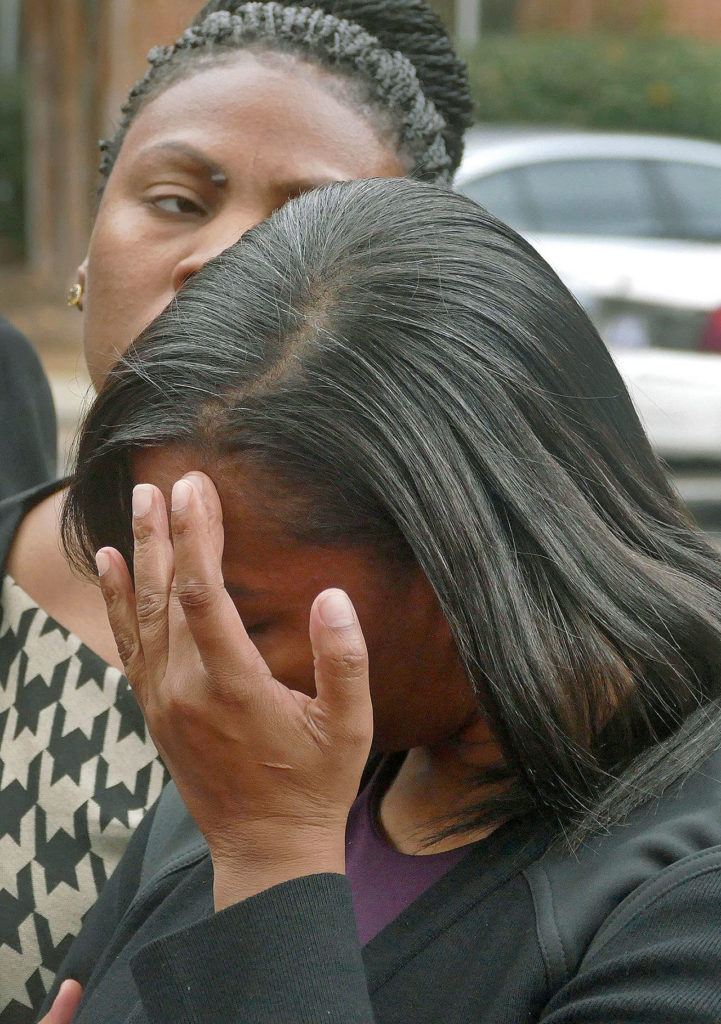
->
xmin=41 ymin=980 xmax=83 ymax=1024
xmin=309 ymin=589 xmax=373 ymax=740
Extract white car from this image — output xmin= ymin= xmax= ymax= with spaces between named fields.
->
xmin=455 ymin=128 xmax=721 ymax=353
xmin=455 ymin=128 xmax=721 ymax=462
xmin=613 ymin=348 xmax=721 ymax=462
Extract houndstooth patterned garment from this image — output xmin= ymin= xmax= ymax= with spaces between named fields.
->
xmin=0 ymin=575 xmax=166 ymax=1023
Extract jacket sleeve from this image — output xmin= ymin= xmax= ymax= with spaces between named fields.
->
xmin=539 ymin=853 xmax=721 ymax=1023
xmin=131 ymin=872 xmax=376 ymax=1024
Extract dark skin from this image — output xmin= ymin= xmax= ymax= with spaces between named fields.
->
xmin=129 ymin=449 xmax=482 ymax=757
xmin=105 ymin=453 xmax=505 ymax=872
xmin=7 ymin=52 xmax=406 ymax=670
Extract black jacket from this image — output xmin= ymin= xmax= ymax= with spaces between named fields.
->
xmin=0 ymin=318 xmax=56 ymax=500
xmin=43 ymin=749 xmax=721 ymax=1023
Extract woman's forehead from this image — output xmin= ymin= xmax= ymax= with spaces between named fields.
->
xmin=131 ymin=447 xmax=385 ymax=600
xmin=110 ymin=55 xmax=406 ymax=184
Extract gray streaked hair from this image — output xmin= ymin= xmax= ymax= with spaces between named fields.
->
xmin=65 ymin=177 xmax=721 ymax=846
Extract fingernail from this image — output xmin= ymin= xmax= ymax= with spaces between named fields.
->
xmin=95 ymin=549 xmax=110 ymax=577
xmin=319 ymin=589 xmax=355 ymax=628
xmin=132 ymin=485 xmax=153 ymax=518
xmin=172 ymin=479 xmax=193 ymax=512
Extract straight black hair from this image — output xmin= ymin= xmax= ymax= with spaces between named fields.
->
xmin=64 ymin=178 xmax=721 ymax=845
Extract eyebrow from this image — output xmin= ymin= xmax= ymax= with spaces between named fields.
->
xmin=136 ymin=140 xmax=228 ymax=186
xmin=136 ymin=142 xmax=349 ymax=196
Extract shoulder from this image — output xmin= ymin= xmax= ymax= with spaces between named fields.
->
xmin=0 ymin=315 xmax=33 ymax=355
xmin=0 ymin=480 xmax=65 ymax=572
xmin=0 ymin=316 xmax=52 ymax=391
xmin=2 ymin=483 xmax=122 ymax=668
xmin=526 ymin=748 xmax=721 ymax=990
xmin=0 ymin=318 xmax=57 ymax=499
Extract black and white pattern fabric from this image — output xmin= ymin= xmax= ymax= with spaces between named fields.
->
xmin=0 ymin=575 xmax=166 ymax=1023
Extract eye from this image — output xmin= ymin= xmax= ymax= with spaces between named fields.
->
xmin=147 ymin=194 xmax=206 ymax=216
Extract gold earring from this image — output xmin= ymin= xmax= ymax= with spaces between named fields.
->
xmin=66 ymin=282 xmax=84 ymax=311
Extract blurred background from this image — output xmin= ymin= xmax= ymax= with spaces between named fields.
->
xmin=1 ymin=0 xmax=721 ymax=530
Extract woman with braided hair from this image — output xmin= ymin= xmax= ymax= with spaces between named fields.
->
xmin=0 ymin=4 xmax=471 ymax=1019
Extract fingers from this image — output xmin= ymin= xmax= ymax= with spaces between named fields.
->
xmin=309 ymin=590 xmax=373 ymax=744
xmin=195 ymin=470 xmax=225 ymax=564
xmin=41 ymin=979 xmax=83 ymax=1024
xmin=170 ymin=474 xmax=270 ymax=692
xmin=132 ymin=483 xmax=174 ymax=668
xmin=96 ymin=546 xmax=143 ymax=687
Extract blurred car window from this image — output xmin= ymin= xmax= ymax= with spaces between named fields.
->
xmin=519 ymin=159 xmax=659 ymax=236
xmin=457 ymin=167 xmax=530 ymax=229
xmin=649 ymin=161 xmax=721 ymax=241
xmin=461 ymin=159 xmax=663 ymax=238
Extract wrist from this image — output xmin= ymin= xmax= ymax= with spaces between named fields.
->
xmin=213 ymin=847 xmax=344 ymax=913
xmin=212 ymin=845 xmax=346 ymax=911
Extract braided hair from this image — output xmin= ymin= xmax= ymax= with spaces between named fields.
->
xmin=99 ymin=0 xmax=472 ymax=185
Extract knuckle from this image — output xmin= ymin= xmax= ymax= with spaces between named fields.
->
xmin=134 ymin=588 xmax=167 ymax=625
xmin=170 ymin=511 xmax=192 ymax=537
xmin=99 ymin=578 xmax=120 ymax=608
xmin=318 ymin=648 xmax=368 ymax=679
xmin=175 ymin=579 xmax=219 ymax=611
xmin=132 ymin=516 xmax=155 ymax=543
xmin=100 ymin=574 xmax=126 ymax=610
xmin=115 ymin=632 xmax=139 ymax=669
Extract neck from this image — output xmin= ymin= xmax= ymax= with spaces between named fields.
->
xmin=378 ymin=718 xmax=507 ymax=855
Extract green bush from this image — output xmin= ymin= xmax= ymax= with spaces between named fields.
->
xmin=465 ymin=34 xmax=721 ymax=143
xmin=0 ymin=73 xmax=24 ymax=257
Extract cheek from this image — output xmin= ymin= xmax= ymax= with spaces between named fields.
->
xmin=88 ymin=210 xmax=172 ymax=317
xmin=83 ymin=207 xmax=177 ymax=385
xmin=248 ymin=615 xmax=424 ymax=708
xmin=362 ymin=620 xmax=477 ymax=750
xmin=241 ymin=585 xmax=474 ymax=744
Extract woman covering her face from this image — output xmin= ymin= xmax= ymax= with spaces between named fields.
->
xmin=40 ymin=177 xmax=721 ymax=1024
xmin=0 ymin=2 xmax=471 ymax=1018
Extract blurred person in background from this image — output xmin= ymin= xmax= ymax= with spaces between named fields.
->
xmin=0 ymin=1 xmax=472 ymax=1019
xmin=0 ymin=317 xmax=56 ymax=499
xmin=38 ymin=176 xmax=721 ymax=1024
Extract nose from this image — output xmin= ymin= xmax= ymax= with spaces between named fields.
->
xmin=170 ymin=217 xmax=258 ymax=293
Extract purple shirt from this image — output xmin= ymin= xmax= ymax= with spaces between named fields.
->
xmin=345 ymin=767 xmax=471 ymax=945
